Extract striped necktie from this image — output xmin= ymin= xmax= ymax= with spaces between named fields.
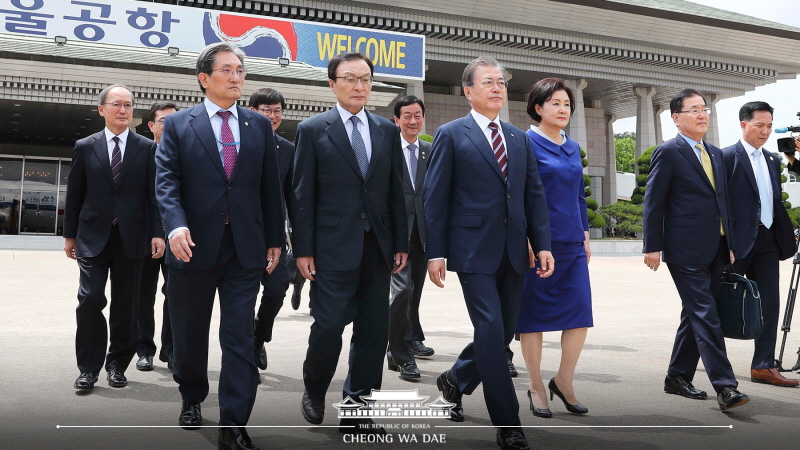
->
xmin=488 ymin=122 xmax=507 ymax=179
xmin=111 ymin=136 xmax=121 ymax=225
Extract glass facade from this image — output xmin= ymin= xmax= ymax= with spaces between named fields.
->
xmin=0 ymin=155 xmax=70 ymax=236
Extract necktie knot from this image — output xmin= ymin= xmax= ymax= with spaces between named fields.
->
xmin=112 ymin=136 xmax=120 ymax=144
xmin=217 ymin=110 xmax=232 ymax=121
xmin=350 ymin=115 xmax=361 ymax=126
xmin=488 ymin=122 xmax=499 ymax=131
xmin=407 ymin=143 xmax=417 ymax=152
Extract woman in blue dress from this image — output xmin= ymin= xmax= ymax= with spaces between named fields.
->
xmin=518 ymin=78 xmax=593 ymax=418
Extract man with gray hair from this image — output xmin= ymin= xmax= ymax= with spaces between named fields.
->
xmin=64 ymin=84 xmax=164 ymax=391
xmin=424 ymin=56 xmax=552 ymax=450
xmin=156 ymin=42 xmax=284 ymax=450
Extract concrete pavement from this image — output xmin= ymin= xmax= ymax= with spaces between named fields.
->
xmin=1 ymin=250 xmax=799 ymax=449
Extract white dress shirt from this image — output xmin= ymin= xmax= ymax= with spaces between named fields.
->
xmin=204 ymin=97 xmax=240 ymax=164
xmin=337 ymin=103 xmax=372 ymax=161
xmin=401 ymin=136 xmax=420 ymax=190
xmin=104 ymin=127 xmax=129 ymax=162
xmin=470 ymin=109 xmax=507 ymax=152
xmin=741 ymin=138 xmax=773 ymax=200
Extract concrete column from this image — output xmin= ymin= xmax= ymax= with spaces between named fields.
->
xmin=653 ymin=104 xmax=667 ymax=144
xmin=705 ymin=93 xmax=723 ymax=147
xmin=603 ymin=113 xmax=618 ymax=206
xmin=564 ymin=79 xmax=588 ymax=151
xmin=499 ymin=71 xmax=512 ymax=123
xmin=633 ymin=86 xmax=657 ymax=173
xmin=451 ymin=86 xmax=462 ymax=96
xmin=406 ymin=81 xmax=426 ymax=135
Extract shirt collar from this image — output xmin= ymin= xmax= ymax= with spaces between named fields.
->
xmin=336 ymin=103 xmax=367 ymax=126
xmin=401 ymin=136 xmax=419 ymax=150
xmin=740 ymin=138 xmax=762 ymax=156
xmin=529 ymin=125 xmax=565 ymax=145
xmin=679 ymin=133 xmax=701 ymax=150
xmin=470 ymin=109 xmax=501 ymax=132
xmin=104 ymin=127 xmax=129 ymax=143
xmin=204 ymin=98 xmax=238 ymax=120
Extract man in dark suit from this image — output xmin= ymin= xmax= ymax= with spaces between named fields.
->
xmin=249 ymin=87 xmax=294 ymax=373
xmin=782 ymin=137 xmax=800 ymax=174
xmin=424 ymin=56 xmax=553 ymax=450
xmin=722 ymin=101 xmax=798 ymax=387
xmin=643 ymin=88 xmax=749 ymax=411
xmin=292 ymin=52 xmax=408 ymax=434
xmin=156 ymin=43 xmax=284 ymax=450
xmin=386 ymin=95 xmax=432 ymax=381
xmin=64 ymin=84 xmax=164 ymax=390
xmin=135 ymin=101 xmax=179 ymax=373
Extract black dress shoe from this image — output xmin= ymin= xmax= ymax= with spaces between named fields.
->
xmin=107 ymin=369 xmax=127 ymax=388
xmin=136 ymin=355 xmax=154 ymax=371
xmin=508 ymin=359 xmax=518 ymax=377
xmin=338 ymin=418 xmax=386 ymax=435
xmin=398 ymin=362 xmax=421 ymax=381
xmin=179 ymin=402 xmax=203 ymax=429
xmin=526 ymin=390 xmax=552 ymax=418
xmin=717 ymin=386 xmax=749 ymax=411
xmin=664 ymin=375 xmax=707 ymax=399
xmin=301 ymin=391 xmax=324 ymax=424
xmin=548 ymin=378 xmax=587 ymax=414
xmin=387 ymin=354 xmax=399 ymax=371
xmin=219 ymin=426 xmax=259 ymax=450
xmin=290 ymin=287 xmax=301 ymax=310
xmin=74 ymin=372 xmax=98 ymax=390
xmin=159 ymin=348 xmax=175 ymax=372
xmin=255 ymin=340 xmax=267 ymax=371
xmin=496 ymin=427 xmax=530 ymax=450
xmin=436 ymin=371 xmax=464 ymax=422
xmin=411 ymin=339 xmax=434 ymax=357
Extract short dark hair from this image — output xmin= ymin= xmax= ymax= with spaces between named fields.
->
xmin=526 ymin=78 xmax=575 ymax=123
xmin=670 ymin=88 xmax=707 ymax=115
xmin=739 ymin=101 xmax=774 ymax=122
xmin=249 ymin=88 xmax=286 ymax=110
xmin=146 ymin=101 xmax=179 ymax=123
xmin=196 ymin=42 xmax=246 ymax=93
xmin=98 ymin=84 xmax=133 ymax=106
xmin=327 ymin=53 xmax=374 ymax=80
xmin=393 ymin=95 xmax=425 ymax=118
xmin=462 ymin=56 xmax=507 ymax=88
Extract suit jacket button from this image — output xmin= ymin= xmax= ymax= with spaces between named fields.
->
xmin=361 ymin=213 xmax=366 ymax=219
xmin=364 ymin=188 xmax=367 ymax=193
xmin=221 ymin=211 xmax=225 ymax=215
xmin=504 ymin=218 xmax=508 ymax=223
xmin=411 ymin=211 xmax=415 ymax=215
xmin=228 ymin=186 xmax=232 ymax=190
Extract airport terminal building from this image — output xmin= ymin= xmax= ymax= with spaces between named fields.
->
xmin=1 ymin=0 xmax=799 ymax=237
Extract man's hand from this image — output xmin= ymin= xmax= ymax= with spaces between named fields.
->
xmin=266 ymin=247 xmax=281 ymax=273
xmin=392 ymin=252 xmax=408 ymax=273
xmin=169 ymin=229 xmax=195 ymax=262
xmin=151 ymin=238 xmax=166 ymax=259
xmin=428 ymin=259 xmax=446 ymax=288
xmin=644 ymin=252 xmax=660 ymax=271
xmin=297 ymin=256 xmax=316 ymax=281
xmin=729 ymin=250 xmax=735 ymax=265
xmin=64 ymin=238 xmax=77 ymax=260
xmin=536 ymin=251 xmax=554 ymax=278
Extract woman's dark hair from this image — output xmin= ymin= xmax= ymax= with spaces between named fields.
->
xmin=526 ymin=78 xmax=575 ymax=123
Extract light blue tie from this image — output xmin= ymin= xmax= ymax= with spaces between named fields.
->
xmin=407 ymin=143 xmax=418 ymax=190
xmin=753 ymin=148 xmax=773 ymax=228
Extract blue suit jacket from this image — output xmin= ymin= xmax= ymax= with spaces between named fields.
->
xmin=155 ymin=104 xmax=284 ymax=270
xmin=423 ymin=113 xmax=551 ymax=275
xmin=643 ymin=134 xmax=734 ymax=264
xmin=721 ymin=141 xmax=795 ymax=261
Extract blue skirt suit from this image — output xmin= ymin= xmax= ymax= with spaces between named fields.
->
xmin=517 ymin=128 xmax=593 ymax=333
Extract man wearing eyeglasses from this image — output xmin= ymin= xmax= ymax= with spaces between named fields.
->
xmin=248 ymin=88 xmax=295 ymax=373
xmin=156 ymin=42 xmax=284 ymax=450
xmin=64 ymin=84 xmax=164 ymax=391
xmin=292 ymin=52 xmax=408 ymax=434
xmin=423 ymin=56 xmax=552 ymax=450
xmin=643 ymin=88 xmax=749 ymax=411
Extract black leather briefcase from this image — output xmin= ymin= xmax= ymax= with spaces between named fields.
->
xmin=715 ymin=269 xmax=763 ymax=340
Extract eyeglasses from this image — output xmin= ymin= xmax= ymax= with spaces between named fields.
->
xmin=257 ymin=107 xmax=283 ymax=116
xmin=676 ymin=108 xmax=712 ymax=116
xmin=335 ymin=75 xmax=373 ymax=86
xmin=103 ymin=102 xmax=133 ymax=110
xmin=212 ymin=68 xmax=247 ymax=78
xmin=471 ymin=79 xmax=507 ymax=89
xmin=155 ymin=118 xmax=166 ymax=123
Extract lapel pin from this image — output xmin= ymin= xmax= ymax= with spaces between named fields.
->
xmin=769 ymin=156 xmax=774 ymax=161
xmin=510 ymin=133 xmax=515 ymax=137
xmin=245 ymin=122 xmax=249 ymax=126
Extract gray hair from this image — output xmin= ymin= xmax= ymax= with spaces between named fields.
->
xmin=196 ymin=42 xmax=246 ymax=93
xmin=98 ymin=84 xmax=133 ymax=106
xmin=461 ymin=56 xmax=507 ymax=88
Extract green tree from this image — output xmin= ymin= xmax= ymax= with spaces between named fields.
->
xmin=631 ymin=146 xmax=656 ymax=205
xmin=598 ymin=201 xmax=643 ymax=237
xmin=614 ymin=132 xmax=636 ymax=173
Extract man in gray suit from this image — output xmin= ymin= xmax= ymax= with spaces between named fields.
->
xmin=386 ymin=95 xmax=433 ymax=381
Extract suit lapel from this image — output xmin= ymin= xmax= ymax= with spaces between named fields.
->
xmin=734 ymin=142 xmax=758 ymax=194
xmin=501 ymin=122 xmax=518 ymax=186
xmin=675 ymin=136 xmax=713 ymax=191
xmin=229 ymin=107 xmax=254 ymax=182
xmin=115 ymin=132 xmax=142 ymax=189
xmin=364 ymin=111 xmax=384 ymax=182
xmin=325 ymin=108 xmax=363 ymax=180
xmin=463 ymin=114 xmax=505 ymax=182
xmin=91 ymin=132 xmax=114 ymax=189
xmin=765 ymin=150 xmax=781 ymax=200
xmin=415 ymin=141 xmax=429 ymax=191
xmin=189 ymin=104 xmax=227 ymax=181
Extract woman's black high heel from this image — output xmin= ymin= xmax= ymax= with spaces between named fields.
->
xmin=527 ymin=390 xmax=552 ymax=418
xmin=548 ymin=378 xmax=588 ymax=414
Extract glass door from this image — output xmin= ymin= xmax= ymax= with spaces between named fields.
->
xmin=19 ymin=159 xmax=59 ymax=235
xmin=0 ymin=157 xmax=23 ymax=235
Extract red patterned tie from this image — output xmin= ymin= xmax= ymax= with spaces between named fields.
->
xmin=217 ymin=110 xmax=237 ymax=179
xmin=487 ymin=122 xmax=507 ymax=179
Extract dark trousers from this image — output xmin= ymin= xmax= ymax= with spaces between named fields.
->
xmin=303 ymin=229 xmax=390 ymax=400
xmin=255 ymin=251 xmax=289 ymax=343
xmin=168 ymin=225 xmax=262 ymax=426
xmin=137 ymin=255 xmax=171 ymax=356
xmin=667 ymin=236 xmax=737 ymax=392
xmin=451 ymin=251 xmax=522 ymax=426
xmin=388 ymin=221 xmax=426 ymax=365
xmin=732 ymin=225 xmax=781 ymax=369
xmin=75 ymin=226 xmax=142 ymax=374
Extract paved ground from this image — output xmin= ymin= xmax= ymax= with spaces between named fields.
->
xmin=2 ymin=250 xmax=800 ymax=449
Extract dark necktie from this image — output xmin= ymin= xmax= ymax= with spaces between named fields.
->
xmin=111 ymin=136 xmax=121 ymax=225
xmin=217 ymin=110 xmax=238 ymax=179
xmin=407 ymin=143 xmax=418 ymax=190
xmin=487 ymin=122 xmax=507 ymax=179
xmin=349 ymin=115 xmax=371 ymax=231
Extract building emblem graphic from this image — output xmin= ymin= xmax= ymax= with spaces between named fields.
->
xmin=333 ymin=389 xmax=456 ymax=419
